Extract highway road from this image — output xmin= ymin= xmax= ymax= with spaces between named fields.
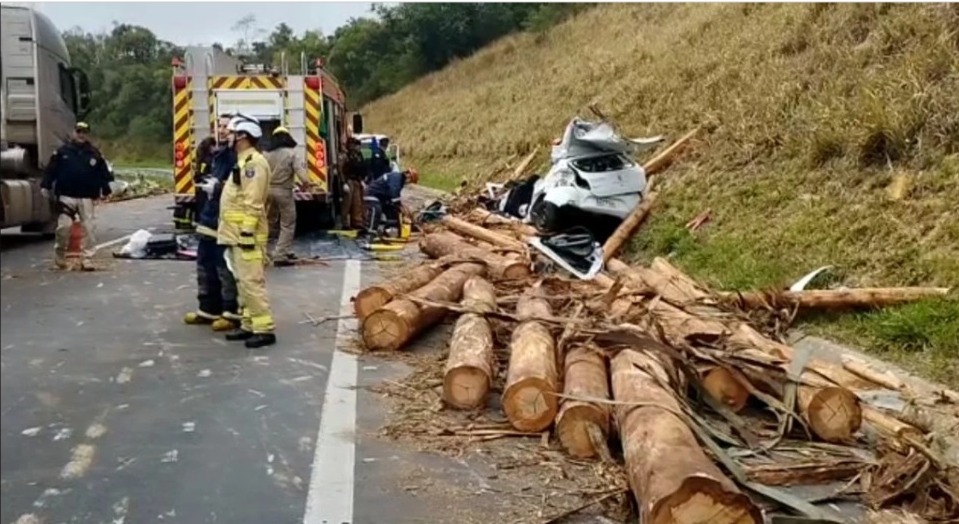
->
xmin=0 ymin=194 xmax=503 ymax=524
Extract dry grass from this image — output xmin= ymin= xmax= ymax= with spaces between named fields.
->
xmin=364 ymin=3 xmax=959 ymax=381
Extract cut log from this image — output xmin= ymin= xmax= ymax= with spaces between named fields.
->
xmin=611 ymin=349 xmax=762 ymax=524
xmin=841 ymin=356 xmax=905 ymax=391
xmin=603 ymin=190 xmax=659 ymax=262
xmin=419 ymin=231 xmax=530 ymax=280
xmin=642 ymin=127 xmax=701 ymax=177
xmin=863 ymin=406 xmax=925 ymax=448
xmin=440 ymin=215 xmax=526 ymax=251
xmin=443 ymin=276 xmax=497 ymax=410
xmin=353 ymin=260 xmax=447 ymax=321
xmin=362 ymin=263 xmax=485 ymax=351
xmin=701 ymin=365 xmax=751 ymax=412
xmin=555 ymin=346 xmax=610 ymax=459
xmin=636 ymin=258 xmax=865 ymax=441
xmin=721 ymin=287 xmax=950 ymax=311
xmin=502 ymin=292 xmax=559 ymax=432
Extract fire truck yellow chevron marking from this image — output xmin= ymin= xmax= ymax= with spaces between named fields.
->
xmin=303 ymin=84 xmax=326 ymax=190
xmin=172 ymin=77 xmax=194 ymax=196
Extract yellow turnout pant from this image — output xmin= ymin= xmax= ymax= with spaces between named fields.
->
xmin=229 ymin=245 xmax=275 ymax=334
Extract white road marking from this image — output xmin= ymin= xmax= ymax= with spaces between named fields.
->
xmin=60 ymin=444 xmax=96 ymax=479
xmin=303 ymin=260 xmax=360 ymax=524
xmin=94 ymin=234 xmax=131 ymax=252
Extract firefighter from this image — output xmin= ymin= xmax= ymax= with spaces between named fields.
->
xmin=264 ymin=127 xmax=308 ymax=264
xmin=218 ymin=114 xmax=277 ymax=348
xmin=183 ymin=114 xmax=241 ymax=330
xmin=341 ymin=136 xmax=368 ymax=230
xmin=40 ymin=122 xmax=114 ymax=270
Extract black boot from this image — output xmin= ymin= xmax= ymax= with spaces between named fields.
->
xmin=225 ymin=328 xmax=253 ymax=341
xmin=245 ymin=333 xmax=276 ymax=349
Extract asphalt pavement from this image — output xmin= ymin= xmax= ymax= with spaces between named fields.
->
xmin=0 ymin=195 xmax=493 ymax=524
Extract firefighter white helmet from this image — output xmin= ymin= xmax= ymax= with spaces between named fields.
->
xmin=227 ymin=113 xmax=262 ymax=139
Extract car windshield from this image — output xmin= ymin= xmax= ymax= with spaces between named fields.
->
xmin=570 ymin=153 xmax=634 ymax=173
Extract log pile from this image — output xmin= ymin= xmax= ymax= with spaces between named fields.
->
xmin=352 ymin=129 xmax=957 ymax=523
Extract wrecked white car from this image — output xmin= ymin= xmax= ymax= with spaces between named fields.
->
xmin=523 ymin=118 xmax=663 ymax=237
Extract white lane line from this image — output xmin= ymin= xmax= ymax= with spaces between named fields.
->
xmin=93 ymin=227 xmax=156 ymax=252
xmin=94 ymin=234 xmax=132 ymax=252
xmin=303 ymin=260 xmax=361 ymax=524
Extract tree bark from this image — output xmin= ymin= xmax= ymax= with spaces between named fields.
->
xmin=352 ymin=260 xmax=448 ymax=321
xmin=639 ymin=291 xmax=863 ymax=442
xmin=502 ymin=292 xmax=559 ymax=432
xmin=602 ymin=190 xmax=658 ymax=262
xmin=443 ymin=276 xmax=497 ymax=410
xmin=441 ymin=215 xmax=526 ymax=251
xmin=642 ymin=127 xmax=701 ymax=177
xmin=555 ymin=345 xmax=611 ymax=459
xmin=361 ymin=263 xmax=486 ymax=351
xmin=419 ymin=231 xmax=530 ymax=280
xmin=721 ymin=287 xmax=950 ymax=311
xmin=611 ymin=349 xmax=762 ymax=524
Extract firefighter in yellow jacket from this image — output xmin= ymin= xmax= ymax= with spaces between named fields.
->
xmin=217 ymin=114 xmax=277 ymax=348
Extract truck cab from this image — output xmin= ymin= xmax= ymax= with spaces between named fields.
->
xmin=1 ymin=5 xmax=91 ymax=233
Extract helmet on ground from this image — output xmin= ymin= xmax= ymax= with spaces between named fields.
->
xmin=227 ymin=113 xmax=262 ymax=139
xmin=405 ymin=168 xmax=419 ymax=185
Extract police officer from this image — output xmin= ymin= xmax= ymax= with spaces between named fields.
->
xmin=218 ymin=114 xmax=277 ymax=348
xmin=184 ymin=114 xmax=241 ymax=330
xmin=264 ymin=127 xmax=308 ymax=264
xmin=40 ymin=122 xmax=113 ymax=270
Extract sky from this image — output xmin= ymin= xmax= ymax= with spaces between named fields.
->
xmin=23 ymin=1 xmax=383 ymax=46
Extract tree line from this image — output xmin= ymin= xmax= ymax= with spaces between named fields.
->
xmin=62 ymin=3 xmax=590 ymax=163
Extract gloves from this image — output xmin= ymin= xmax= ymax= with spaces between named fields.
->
xmin=342 ymin=183 xmax=350 ymax=194
xmin=41 ymin=188 xmax=51 ymax=200
xmin=238 ymin=231 xmax=256 ymax=250
xmin=197 ymin=176 xmax=219 ymax=196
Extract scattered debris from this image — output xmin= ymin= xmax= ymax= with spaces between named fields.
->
xmin=351 ymin=121 xmax=957 ymax=523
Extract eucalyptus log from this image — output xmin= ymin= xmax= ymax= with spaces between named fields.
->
xmin=443 ymin=276 xmax=497 ymax=409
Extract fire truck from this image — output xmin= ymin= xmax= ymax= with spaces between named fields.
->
xmin=170 ymin=47 xmax=361 ymax=231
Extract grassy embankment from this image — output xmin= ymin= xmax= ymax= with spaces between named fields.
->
xmin=363 ymin=3 xmax=959 ymax=385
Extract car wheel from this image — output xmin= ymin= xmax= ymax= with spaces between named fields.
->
xmin=530 ymin=199 xmax=562 ymax=233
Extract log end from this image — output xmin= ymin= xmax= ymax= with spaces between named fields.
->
xmin=650 ymin=475 xmax=763 ymax=524
xmin=443 ymin=366 xmax=490 ymax=410
xmin=702 ymin=368 xmax=750 ymax=412
xmin=806 ymin=387 xmax=863 ymax=442
xmin=353 ymin=287 xmax=392 ymax=321
xmin=501 ymin=262 xmax=532 ymax=281
xmin=361 ymin=308 xmax=408 ymax=351
xmin=556 ymin=403 xmax=609 ymax=458
xmin=502 ymin=377 xmax=559 ymax=432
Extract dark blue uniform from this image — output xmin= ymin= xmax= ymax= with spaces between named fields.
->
xmin=41 ymin=140 xmax=113 ymax=199
xmin=193 ymin=145 xmax=239 ymax=319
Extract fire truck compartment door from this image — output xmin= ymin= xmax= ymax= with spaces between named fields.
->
xmin=214 ymin=90 xmax=284 ymax=120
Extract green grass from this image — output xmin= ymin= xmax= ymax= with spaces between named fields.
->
xmin=362 ymin=3 xmax=959 ymax=386
xmin=805 ymin=298 xmax=959 ymax=388
xmin=418 ymin=172 xmax=464 ymax=193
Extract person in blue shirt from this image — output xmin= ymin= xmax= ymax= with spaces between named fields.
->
xmin=183 ymin=115 xmax=240 ymax=330
xmin=363 ymin=168 xmax=418 ymax=234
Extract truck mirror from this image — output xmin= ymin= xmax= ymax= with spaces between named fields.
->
xmin=352 ymin=113 xmax=363 ymax=135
